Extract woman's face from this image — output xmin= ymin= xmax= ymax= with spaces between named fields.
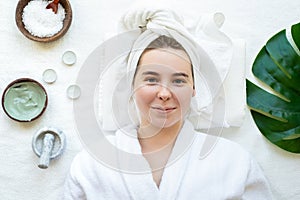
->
xmin=133 ymin=48 xmax=195 ymax=129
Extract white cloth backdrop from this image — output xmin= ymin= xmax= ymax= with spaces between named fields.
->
xmin=0 ymin=0 xmax=299 ymax=200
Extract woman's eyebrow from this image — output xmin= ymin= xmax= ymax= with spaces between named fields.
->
xmin=141 ymin=71 xmax=160 ymax=76
xmin=172 ymin=72 xmax=189 ymax=78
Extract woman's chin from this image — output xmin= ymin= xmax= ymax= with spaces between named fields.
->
xmin=149 ymin=118 xmax=182 ymax=129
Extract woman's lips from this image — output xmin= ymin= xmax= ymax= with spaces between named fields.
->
xmin=151 ymin=106 xmax=176 ymax=113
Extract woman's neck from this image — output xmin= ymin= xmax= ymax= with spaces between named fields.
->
xmin=137 ymin=121 xmax=183 ymax=188
xmin=137 ymin=120 xmax=183 ymax=153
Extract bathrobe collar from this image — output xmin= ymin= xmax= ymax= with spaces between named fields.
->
xmin=115 ymin=121 xmax=196 ymax=200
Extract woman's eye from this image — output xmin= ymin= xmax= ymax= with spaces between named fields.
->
xmin=145 ymin=78 xmax=158 ymax=84
xmin=173 ymin=79 xmax=186 ymax=84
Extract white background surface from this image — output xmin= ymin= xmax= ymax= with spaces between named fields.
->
xmin=0 ymin=0 xmax=300 ymax=199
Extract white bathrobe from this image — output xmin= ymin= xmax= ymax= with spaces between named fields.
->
xmin=63 ymin=121 xmax=272 ymax=200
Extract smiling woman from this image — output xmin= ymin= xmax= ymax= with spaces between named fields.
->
xmin=132 ymin=37 xmax=196 ymax=186
xmin=63 ymin=9 xmax=273 ymax=200
xmin=133 ymin=37 xmax=195 ymax=131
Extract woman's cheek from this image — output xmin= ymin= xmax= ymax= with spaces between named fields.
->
xmin=173 ymin=88 xmax=194 ymax=112
xmin=134 ymin=86 xmax=157 ymax=108
xmin=136 ymin=85 xmax=157 ymax=96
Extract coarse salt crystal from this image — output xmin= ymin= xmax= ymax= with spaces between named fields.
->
xmin=22 ymin=0 xmax=66 ymax=38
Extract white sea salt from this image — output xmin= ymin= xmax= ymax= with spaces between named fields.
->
xmin=22 ymin=0 xmax=66 ymax=38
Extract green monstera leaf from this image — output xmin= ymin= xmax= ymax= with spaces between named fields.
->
xmin=247 ymin=22 xmax=300 ymax=153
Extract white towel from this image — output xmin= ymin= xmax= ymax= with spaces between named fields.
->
xmin=98 ymin=7 xmax=246 ymax=131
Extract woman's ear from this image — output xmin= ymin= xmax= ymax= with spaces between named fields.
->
xmin=192 ymin=89 xmax=196 ymax=97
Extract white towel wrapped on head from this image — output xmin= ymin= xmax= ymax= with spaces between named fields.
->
xmin=98 ymin=7 xmax=246 ymax=131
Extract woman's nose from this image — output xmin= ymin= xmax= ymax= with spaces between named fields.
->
xmin=157 ymin=85 xmax=172 ymax=101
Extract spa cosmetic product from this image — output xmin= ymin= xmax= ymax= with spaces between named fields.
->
xmin=67 ymin=84 xmax=81 ymax=99
xmin=43 ymin=69 xmax=57 ymax=84
xmin=2 ymin=78 xmax=48 ymax=122
xmin=32 ymin=127 xmax=66 ymax=169
xmin=22 ymin=0 xmax=66 ymax=38
xmin=62 ymin=50 xmax=77 ymax=65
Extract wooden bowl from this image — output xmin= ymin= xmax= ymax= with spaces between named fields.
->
xmin=2 ymin=78 xmax=48 ymax=122
xmin=15 ymin=0 xmax=72 ymax=42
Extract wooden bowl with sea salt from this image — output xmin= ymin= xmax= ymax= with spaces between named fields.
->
xmin=15 ymin=0 xmax=72 ymax=42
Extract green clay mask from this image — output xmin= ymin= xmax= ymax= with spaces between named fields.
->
xmin=2 ymin=79 xmax=47 ymax=122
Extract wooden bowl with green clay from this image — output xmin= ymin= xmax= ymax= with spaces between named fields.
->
xmin=2 ymin=78 xmax=48 ymax=122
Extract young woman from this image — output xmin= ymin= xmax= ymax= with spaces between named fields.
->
xmin=63 ymin=35 xmax=273 ymax=199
